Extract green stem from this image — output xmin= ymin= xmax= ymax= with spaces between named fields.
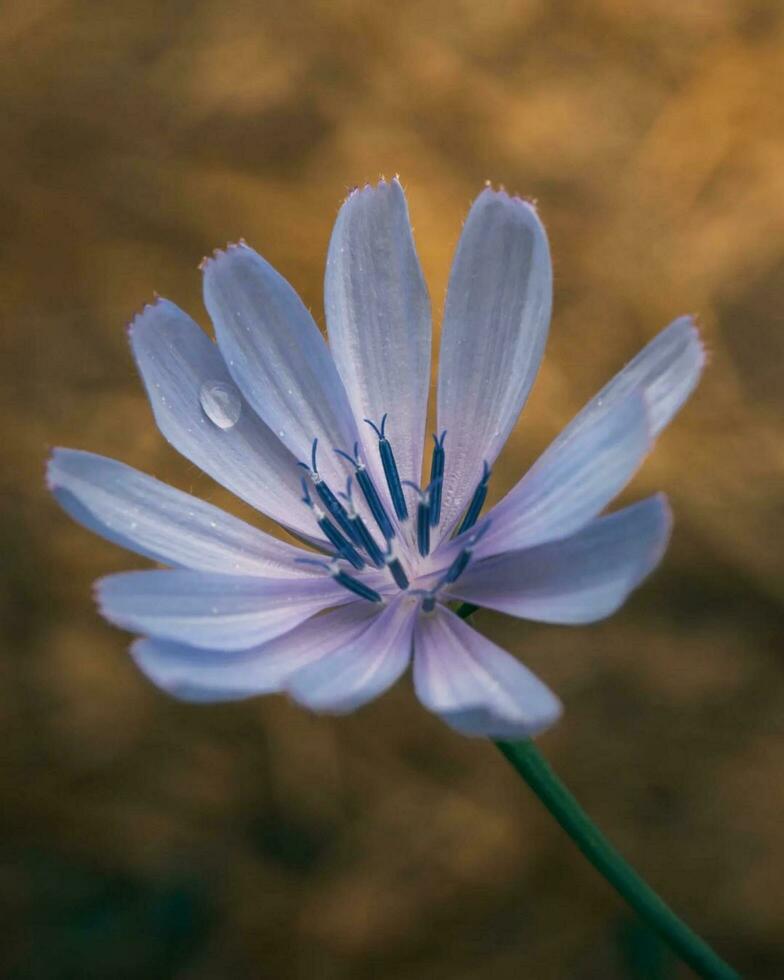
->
xmin=454 ymin=605 xmax=737 ymax=978
xmin=495 ymin=741 xmax=738 ymax=979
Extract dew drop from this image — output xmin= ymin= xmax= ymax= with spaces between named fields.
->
xmin=200 ymin=380 xmax=242 ymax=429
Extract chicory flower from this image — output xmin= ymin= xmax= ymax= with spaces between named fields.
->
xmin=47 ymin=179 xmax=703 ymax=738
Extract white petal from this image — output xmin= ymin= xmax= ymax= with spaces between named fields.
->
xmin=325 ymin=178 xmax=431 ymax=499
xmin=448 ymin=495 xmax=671 ymax=624
xmin=413 ymin=605 xmax=561 ymax=738
xmin=96 ymin=569 xmax=379 ymax=650
xmin=48 ymin=449 xmax=316 ymax=576
xmin=129 ymin=299 xmax=314 ymax=538
xmin=131 ymin=603 xmax=378 ymax=702
xmin=202 ymin=242 xmax=358 ymax=490
xmin=436 ymin=189 xmax=552 ymax=534
xmin=286 ymin=594 xmax=417 ymax=713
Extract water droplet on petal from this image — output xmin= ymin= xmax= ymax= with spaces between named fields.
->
xmin=200 ymin=380 xmax=242 ymax=429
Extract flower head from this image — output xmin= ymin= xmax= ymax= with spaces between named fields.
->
xmin=47 ymin=179 xmax=703 ymax=738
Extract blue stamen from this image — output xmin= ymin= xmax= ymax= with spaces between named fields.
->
xmin=295 ymin=557 xmax=331 ymax=571
xmin=340 ymin=480 xmax=385 ymax=568
xmin=457 ymin=461 xmax=491 ymax=535
xmin=333 ymin=570 xmax=383 ymax=603
xmin=317 ymin=515 xmax=366 ymax=570
xmin=406 ymin=587 xmax=438 ymax=613
xmin=300 ymin=438 xmax=361 ymax=545
xmin=365 ymin=414 xmax=408 ymax=520
xmin=334 ymin=443 xmax=395 ymax=541
xmin=402 ymin=479 xmax=438 ymax=558
xmin=428 ymin=431 xmax=446 ymax=527
xmin=443 ymin=522 xmax=492 ymax=584
xmin=296 ymin=557 xmax=381 ymax=604
xmin=301 ymin=477 xmax=365 ymax=570
xmin=384 ymin=545 xmax=410 ymax=590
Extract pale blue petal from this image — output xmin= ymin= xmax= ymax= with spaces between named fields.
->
xmin=96 ymin=570 xmax=365 ymax=650
xmin=129 ymin=299 xmax=315 ymax=538
xmin=465 ymin=389 xmax=652 ymax=560
xmin=48 ymin=449 xmax=317 ymax=576
xmin=436 ymin=189 xmax=552 ymax=535
xmin=202 ymin=243 xmax=358 ymax=490
xmin=286 ymin=594 xmax=416 ymax=713
xmin=448 ymin=495 xmax=671 ymax=623
xmin=325 ymin=178 xmax=431 ymax=499
xmin=413 ymin=605 xmax=561 ymax=738
xmin=131 ymin=603 xmax=378 ymax=702
xmin=555 ymin=315 xmax=704 ymax=445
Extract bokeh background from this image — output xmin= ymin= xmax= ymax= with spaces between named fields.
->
xmin=2 ymin=1 xmax=783 ymax=977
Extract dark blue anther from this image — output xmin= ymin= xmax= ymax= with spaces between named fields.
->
xmin=428 ymin=431 xmax=446 ymax=527
xmin=421 ymin=593 xmax=437 ymax=613
xmin=334 ymin=443 xmax=395 ymax=541
xmin=365 ymin=414 xmax=408 ymax=521
xmin=403 ymin=479 xmax=437 ymax=558
xmin=384 ymin=546 xmax=410 ymax=591
xmin=444 ymin=549 xmax=471 ymax=583
xmin=318 ymin=515 xmax=366 ymax=570
xmin=443 ymin=522 xmax=492 ymax=584
xmin=301 ymin=477 xmax=365 ymax=570
xmin=299 ymin=439 xmax=360 ymax=545
xmin=340 ymin=479 xmax=385 ymax=568
xmin=295 ymin=557 xmax=382 ymax=604
xmin=457 ymin=461 xmax=491 ymax=535
xmin=333 ymin=570 xmax=383 ymax=603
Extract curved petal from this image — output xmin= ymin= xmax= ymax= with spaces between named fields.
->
xmin=129 ymin=299 xmax=315 ymax=538
xmin=448 ymin=495 xmax=671 ymax=624
xmin=131 ymin=603 xmax=379 ymax=702
xmin=325 ymin=178 xmax=431 ymax=498
xmin=413 ymin=605 xmax=561 ymax=738
xmin=202 ymin=242 xmax=358 ymax=490
xmin=48 ymin=449 xmax=317 ymax=576
xmin=557 ymin=315 xmax=704 ymax=444
xmin=436 ymin=189 xmax=552 ymax=534
xmin=466 ymin=389 xmax=652 ymax=560
xmin=96 ymin=569 xmax=375 ymax=650
xmin=286 ymin=594 xmax=416 ymax=713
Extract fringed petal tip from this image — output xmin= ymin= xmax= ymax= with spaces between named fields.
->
xmin=92 ymin=576 xmax=121 ymax=628
xmin=44 ymin=448 xmax=62 ymax=491
xmin=198 ymin=239 xmax=250 ymax=272
xmin=341 ymin=175 xmax=404 ymax=208
xmin=479 ymin=181 xmax=540 ymax=214
xmin=683 ymin=313 xmax=709 ymax=367
xmin=125 ymin=294 xmax=175 ymax=338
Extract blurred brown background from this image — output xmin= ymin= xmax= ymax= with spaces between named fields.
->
xmin=2 ymin=1 xmax=783 ymax=977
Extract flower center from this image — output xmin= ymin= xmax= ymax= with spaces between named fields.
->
xmin=301 ymin=419 xmax=492 ymax=610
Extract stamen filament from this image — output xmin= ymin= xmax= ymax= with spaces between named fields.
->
xmin=365 ymin=414 xmax=408 ymax=520
xmin=457 ymin=461 xmax=491 ymax=535
xmin=428 ymin=431 xmax=446 ymax=527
